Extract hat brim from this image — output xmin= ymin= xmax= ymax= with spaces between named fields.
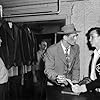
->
xmin=57 ymin=31 xmax=81 ymax=34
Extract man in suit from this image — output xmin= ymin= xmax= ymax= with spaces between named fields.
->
xmin=72 ymin=27 xmax=100 ymax=93
xmin=44 ymin=24 xmax=80 ymax=88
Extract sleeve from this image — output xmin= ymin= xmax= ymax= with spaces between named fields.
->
xmin=44 ymin=47 xmax=58 ymax=81
xmin=86 ymin=78 xmax=100 ymax=91
xmin=72 ymin=45 xmax=80 ymax=82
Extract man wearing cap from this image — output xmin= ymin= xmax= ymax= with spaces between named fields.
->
xmin=44 ymin=24 xmax=80 ymax=90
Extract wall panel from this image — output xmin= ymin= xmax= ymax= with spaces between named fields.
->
xmin=0 ymin=0 xmax=58 ymax=18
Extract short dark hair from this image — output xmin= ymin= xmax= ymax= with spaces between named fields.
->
xmin=86 ymin=27 xmax=100 ymax=37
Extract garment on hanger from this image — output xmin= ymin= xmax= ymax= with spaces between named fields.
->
xmin=0 ymin=21 xmax=22 ymax=69
xmin=8 ymin=22 xmax=13 ymax=29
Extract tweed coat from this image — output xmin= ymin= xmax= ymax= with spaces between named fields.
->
xmin=44 ymin=41 xmax=80 ymax=83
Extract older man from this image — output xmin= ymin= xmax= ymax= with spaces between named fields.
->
xmin=44 ymin=24 xmax=80 ymax=88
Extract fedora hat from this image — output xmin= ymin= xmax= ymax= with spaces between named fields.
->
xmin=57 ymin=24 xmax=81 ymax=35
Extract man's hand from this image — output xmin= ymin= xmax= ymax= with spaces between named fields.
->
xmin=56 ymin=75 xmax=68 ymax=86
xmin=72 ymin=84 xmax=80 ymax=93
xmin=72 ymin=84 xmax=87 ymax=93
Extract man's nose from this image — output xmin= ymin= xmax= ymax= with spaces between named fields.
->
xmin=89 ymin=37 xmax=92 ymax=42
xmin=73 ymin=36 xmax=77 ymax=40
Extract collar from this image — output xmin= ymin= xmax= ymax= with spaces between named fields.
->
xmin=94 ymin=49 xmax=100 ymax=55
xmin=61 ymin=41 xmax=70 ymax=54
xmin=93 ymin=49 xmax=100 ymax=56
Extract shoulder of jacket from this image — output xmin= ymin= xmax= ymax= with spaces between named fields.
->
xmin=73 ymin=44 xmax=79 ymax=49
xmin=48 ymin=42 xmax=60 ymax=50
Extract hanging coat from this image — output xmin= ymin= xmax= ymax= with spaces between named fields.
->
xmin=20 ymin=26 xmax=31 ymax=66
xmin=0 ymin=21 xmax=23 ymax=69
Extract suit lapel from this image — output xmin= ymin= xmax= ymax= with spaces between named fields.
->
xmin=95 ymin=57 xmax=100 ymax=77
xmin=96 ymin=57 xmax=100 ymax=70
xmin=57 ymin=42 xmax=67 ymax=65
xmin=67 ymin=46 xmax=76 ymax=72
xmin=57 ymin=42 xmax=75 ymax=66
xmin=70 ymin=46 xmax=76 ymax=64
xmin=3 ymin=22 xmax=14 ymax=40
xmin=96 ymin=57 xmax=100 ymax=65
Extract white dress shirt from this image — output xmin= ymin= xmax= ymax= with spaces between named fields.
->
xmin=90 ymin=49 xmax=100 ymax=80
xmin=61 ymin=41 xmax=70 ymax=55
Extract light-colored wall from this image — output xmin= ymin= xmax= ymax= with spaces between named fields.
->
xmin=72 ymin=0 xmax=100 ymax=79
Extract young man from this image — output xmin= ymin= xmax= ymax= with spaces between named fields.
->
xmin=44 ymin=24 xmax=80 ymax=87
xmin=72 ymin=27 xmax=100 ymax=93
xmin=34 ymin=40 xmax=47 ymax=100
xmin=0 ymin=37 xmax=8 ymax=100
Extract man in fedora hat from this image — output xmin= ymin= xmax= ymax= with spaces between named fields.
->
xmin=44 ymin=24 xmax=80 ymax=91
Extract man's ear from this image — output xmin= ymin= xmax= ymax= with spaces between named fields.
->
xmin=63 ymin=35 xmax=68 ymax=40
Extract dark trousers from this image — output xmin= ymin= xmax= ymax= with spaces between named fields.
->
xmin=0 ymin=82 xmax=8 ymax=100
xmin=8 ymin=76 xmax=22 ymax=100
xmin=34 ymin=70 xmax=47 ymax=100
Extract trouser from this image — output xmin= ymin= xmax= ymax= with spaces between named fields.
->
xmin=0 ymin=82 xmax=8 ymax=100
xmin=8 ymin=76 xmax=22 ymax=100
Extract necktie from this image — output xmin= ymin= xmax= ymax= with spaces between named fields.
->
xmin=65 ymin=47 xmax=70 ymax=71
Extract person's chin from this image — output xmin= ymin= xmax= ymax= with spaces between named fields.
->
xmin=71 ymin=42 xmax=76 ymax=46
xmin=90 ymin=43 xmax=94 ymax=46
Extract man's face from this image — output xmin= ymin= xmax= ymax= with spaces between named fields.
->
xmin=89 ymin=30 xmax=100 ymax=48
xmin=0 ymin=38 xmax=2 ymax=47
xmin=65 ymin=33 xmax=78 ymax=45
xmin=41 ymin=41 xmax=47 ymax=50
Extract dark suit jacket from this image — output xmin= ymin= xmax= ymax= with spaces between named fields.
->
xmin=0 ymin=21 xmax=22 ymax=68
xmin=86 ymin=57 xmax=100 ymax=91
xmin=44 ymin=41 xmax=80 ymax=83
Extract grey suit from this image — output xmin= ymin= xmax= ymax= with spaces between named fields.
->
xmin=44 ymin=41 xmax=80 ymax=83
